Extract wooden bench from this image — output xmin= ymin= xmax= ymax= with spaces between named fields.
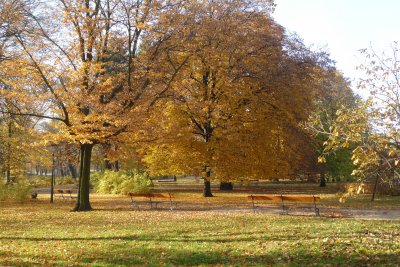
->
xmin=55 ymin=189 xmax=77 ymax=200
xmin=128 ymin=193 xmax=176 ymax=210
xmin=248 ymin=195 xmax=320 ymax=216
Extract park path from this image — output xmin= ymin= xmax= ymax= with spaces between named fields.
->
xmin=212 ymin=206 xmax=400 ymax=220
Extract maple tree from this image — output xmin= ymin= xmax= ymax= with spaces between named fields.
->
xmin=142 ymin=0 xmax=331 ymax=196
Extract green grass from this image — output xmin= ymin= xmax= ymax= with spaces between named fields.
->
xmin=0 ymin=196 xmax=399 ymax=266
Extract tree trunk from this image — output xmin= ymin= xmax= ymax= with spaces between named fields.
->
xmin=203 ymin=168 xmax=213 ymax=197
xmin=114 ymin=161 xmax=120 ymax=171
xmin=68 ymin=163 xmax=78 ymax=179
xmin=72 ymin=143 xmax=93 ymax=212
xmin=6 ymin=120 xmax=12 ymax=184
xmin=220 ymin=182 xmax=233 ymax=191
xmin=203 ymin=179 xmax=213 ymax=197
xmin=60 ymin=166 xmax=65 ymax=177
xmin=319 ymin=173 xmax=326 ymax=187
xmin=371 ymin=175 xmax=380 ymax=202
xmin=104 ymin=159 xmax=113 ymax=170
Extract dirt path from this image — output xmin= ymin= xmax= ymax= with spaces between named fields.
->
xmin=341 ymin=208 xmax=400 ymax=220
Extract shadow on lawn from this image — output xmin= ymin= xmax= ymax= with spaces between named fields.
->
xmin=0 ymin=228 xmax=377 ymax=243
xmin=0 ymin=232 xmax=299 ymax=243
xmin=0 ymin=246 xmax=399 ymax=266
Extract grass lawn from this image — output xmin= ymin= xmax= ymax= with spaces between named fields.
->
xmin=0 ymin=195 xmax=399 ymax=266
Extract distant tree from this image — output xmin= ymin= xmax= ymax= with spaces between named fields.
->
xmin=306 ymin=70 xmax=357 ymax=186
xmin=326 ymin=43 xmax=400 ymax=200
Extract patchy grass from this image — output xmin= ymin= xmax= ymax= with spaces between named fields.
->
xmin=0 ymin=195 xmax=399 ymax=266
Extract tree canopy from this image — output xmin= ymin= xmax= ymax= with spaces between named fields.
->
xmin=0 ymin=0 xmax=351 ymax=207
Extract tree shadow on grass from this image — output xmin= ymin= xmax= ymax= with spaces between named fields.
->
xmin=0 ymin=232 xmax=297 ymax=243
xmin=0 ymin=246 xmax=399 ymax=266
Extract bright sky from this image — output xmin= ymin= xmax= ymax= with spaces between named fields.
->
xmin=273 ymin=0 xmax=400 ymax=86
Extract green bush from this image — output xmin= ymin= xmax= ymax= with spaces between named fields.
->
xmin=0 ymin=178 xmax=33 ymax=202
xmin=95 ymin=169 xmax=152 ymax=195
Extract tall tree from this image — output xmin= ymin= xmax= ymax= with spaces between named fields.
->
xmin=0 ymin=0 xmax=181 ymax=211
xmin=142 ymin=0 xmax=328 ymax=196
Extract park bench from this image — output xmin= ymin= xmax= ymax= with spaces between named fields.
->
xmin=248 ymin=195 xmax=320 ymax=216
xmin=128 ymin=193 xmax=177 ymax=210
xmin=55 ymin=189 xmax=77 ymax=200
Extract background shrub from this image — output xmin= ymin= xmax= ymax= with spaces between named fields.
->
xmin=0 ymin=177 xmax=33 ymax=202
xmin=95 ymin=169 xmax=152 ymax=195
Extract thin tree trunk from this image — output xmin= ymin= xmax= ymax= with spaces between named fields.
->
xmin=6 ymin=120 xmax=12 ymax=184
xmin=319 ymin=172 xmax=326 ymax=187
xmin=60 ymin=165 xmax=65 ymax=177
xmin=371 ymin=175 xmax=379 ymax=202
xmin=72 ymin=143 xmax=93 ymax=211
xmin=114 ymin=161 xmax=120 ymax=171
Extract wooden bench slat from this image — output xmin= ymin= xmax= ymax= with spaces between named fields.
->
xmin=248 ymin=196 xmax=282 ymax=201
xmin=282 ymin=196 xmax=320 ymax=202
xmin=150 ymin=193 xmax=173 ymax=198
xmin=128 ymin=193 xmax=150 ymax=197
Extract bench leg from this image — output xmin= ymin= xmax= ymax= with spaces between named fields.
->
xmin=313 ymin=196 xmax=320 ymax=216
xmin=169 ymin=201 xmax=175 ymax=211
xmin=131 ymin=200 xmax=140 ymax=210
xmin=250 ymin=196 xmax=256 ymax=213
xmin=315 ymin=207 xmax=320 ymax=217
xmin=280 ymin=205 xmax=288 ymax=215
xmin=281 ymin=197 xmax=288 ymax=215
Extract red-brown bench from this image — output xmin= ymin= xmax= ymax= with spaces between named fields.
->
xmin=128 ymin=193 xmax=176 ymax=210
xmin=55 ymin=189 xmax=77 ymax=200
xmin=248 ymin=195 xmax=320 ymax=216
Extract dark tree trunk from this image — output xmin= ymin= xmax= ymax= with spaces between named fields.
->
xmin=371 ymin=175 xmax=380 ymax=202
xmin=72 ymin=143 xmax=93 ymax=212
xmin=220 ymin=182 xmax=233 ymax=191
xmin=104 ymin=159 xmax=113 ymax=170
xmin=68 ymin=163 xmax=78 ymax=179
xmin=203 ymin=167 xmax=213 ymax=197
xmin=203 ymin=179 xmax=213 ymax=197
xmin=319 ymin=173 xmax=326 ymax=187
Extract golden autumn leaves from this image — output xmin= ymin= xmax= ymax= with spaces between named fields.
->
xmin=0 ymin=0 xmax=347 ymax=207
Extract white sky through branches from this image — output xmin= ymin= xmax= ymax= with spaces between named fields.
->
xmin=273 ymin=0 xmax=400 ymax=90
